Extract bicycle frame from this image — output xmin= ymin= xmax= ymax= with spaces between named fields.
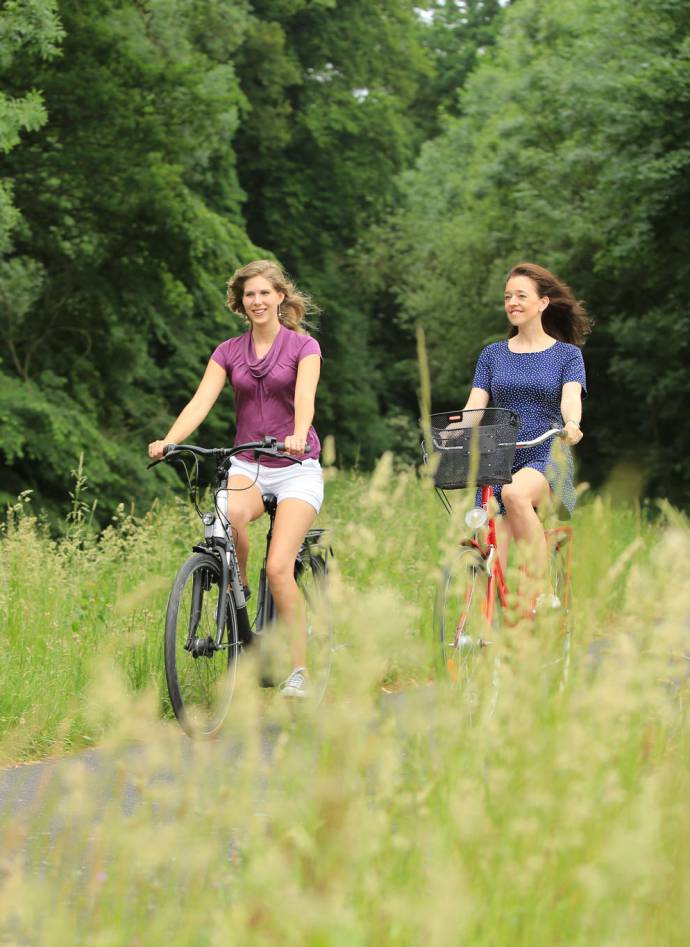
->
xmin=441 ymin=427 xmax=573 ymax=643
xmin=156 ymin=437 xmax=332 ymax=732
xmin=462 ymin=485 xmax=572 ymax=617
xmin=460 ymin=485 xmax=509 ymax=626
xmin=252 ymin=496 xmax=278 ymax=634
xmin=201 ymin=478 xmax=331 ymax=648
xmin=252 ymin=500 xmax=333 ymax=637
xmin=152 ymin=437 xmax=302 ymax=653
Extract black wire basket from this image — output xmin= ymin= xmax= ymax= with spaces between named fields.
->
xmin=425 ymin=408 xmax=519 ymax=489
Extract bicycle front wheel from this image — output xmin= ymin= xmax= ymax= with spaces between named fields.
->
xmin=296 ymin=551 xmax=332 ymax=703
xmin=164 ymin=553 xmax=239 ymax=737
xmin=434 ymin=547 xmax=490 ymax=682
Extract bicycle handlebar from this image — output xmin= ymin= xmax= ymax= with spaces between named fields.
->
xmin=147 ymin=436 xmax=310 ymax=469
xmin=515 ymin=427 xmax=566 ymax=449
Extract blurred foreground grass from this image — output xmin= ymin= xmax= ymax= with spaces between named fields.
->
xmin=0 ymin=461 xmax=688 ymax=944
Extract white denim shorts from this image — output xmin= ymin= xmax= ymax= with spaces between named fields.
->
xmin=228 ymin=456 xmax=324 ymax=514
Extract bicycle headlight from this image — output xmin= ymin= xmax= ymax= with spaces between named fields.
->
xmin=201 ymin=512 xmax=215 ymax=527
xmin=464 ymin=507 xmax=488 ymax=530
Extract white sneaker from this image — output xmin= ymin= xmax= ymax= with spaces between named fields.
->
xmin=279 ymin=667 xmax=308 ymax=699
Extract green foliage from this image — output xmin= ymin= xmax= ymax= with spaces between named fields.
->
xmin=382 ymin=0 xmax=690 ymax=503
xmin=415 ymin=0 xmax=509 ymax=134
xmin=234 ymin=0 xmax=433 ymax=466
xmin=1 ymin=0 xmax=687 ymax=514
xmin=0 ymin=0 xmax=62 ymax=340
xmin=0 ymin=0 xmax=258 ymax=519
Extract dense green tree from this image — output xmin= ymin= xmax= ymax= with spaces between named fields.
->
xmin=3 ymin=0 xmax=687 ymax=516
xmin=381 ymin=0 xmax=690 ymax=503
xmin=234 ymin=0 xmax=433 ymax=466
xmin=1 ymin=0 xmax=65 ymax=504
xmin=1 ymin=0 xmax=257 ymax=514
xmin=414 ymin=0 xmax=509 ymax=134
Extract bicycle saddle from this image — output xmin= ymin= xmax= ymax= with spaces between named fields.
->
xmin=262 ymin=493 xmax=278 ymax=516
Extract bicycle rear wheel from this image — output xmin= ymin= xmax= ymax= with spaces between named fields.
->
xmin=434 ymin=547 xmax=491 ymax=682
xmin=296 ymin=550 xmax=332 ymax=703
xmin=164 ymin=552 xmax=239 ymax=737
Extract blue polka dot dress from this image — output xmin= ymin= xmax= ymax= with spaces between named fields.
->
xmin=472 ymin=340 xmax=587 ymax=516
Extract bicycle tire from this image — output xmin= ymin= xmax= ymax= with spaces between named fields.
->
xmin=434 ymin=547 xmax=491 ymax=683
xmin=164 ymin=552 xmax=239 ymax=737
xmin=295 ymin=551 xmax=333 ymax=704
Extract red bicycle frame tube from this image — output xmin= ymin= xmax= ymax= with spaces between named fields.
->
xmin=482 ymin=485 xmax=508 ymax=622
xmin=460 ymin=486 xmax=508 ymax=633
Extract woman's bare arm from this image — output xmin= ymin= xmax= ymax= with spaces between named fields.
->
xmin=464 ymin=387 xmax=490 ymax=411
xmin=148 ymin=359 xmax=227 ymax=458
xmin=560 ymin=381 xmax=583 ymax=445
xmin=285 ymin=354 xmax=321 ymax=455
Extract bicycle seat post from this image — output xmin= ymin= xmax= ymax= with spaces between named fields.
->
xmin=262 ymin=493 xmax=278 ymax=541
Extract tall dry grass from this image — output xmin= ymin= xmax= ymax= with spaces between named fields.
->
xmin=0 ymin=459 xmax=687 ymax=944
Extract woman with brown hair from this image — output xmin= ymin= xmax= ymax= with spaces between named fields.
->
xmin=148 ymin=259 xmax=323 ymax=697
xmin=463 ymin=262 xmax=591 ymax=604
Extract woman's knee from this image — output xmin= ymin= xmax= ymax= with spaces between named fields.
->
xmin=226 ymin=500 xmax=252 ymax=529
xmin=266 ymin=553 xmax=294 ymax=589
xmin=501 ymin=483 xmax=534 ymax=515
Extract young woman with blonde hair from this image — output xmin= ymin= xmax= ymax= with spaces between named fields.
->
xmin=148 ymin=259 xmax=323 ymax=697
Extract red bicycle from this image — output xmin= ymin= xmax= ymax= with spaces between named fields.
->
xmin=424 ymin=408 xmax=573 ymax=681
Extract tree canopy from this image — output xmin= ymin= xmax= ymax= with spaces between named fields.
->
xmin=380 ymin=0 xmax=690 ymax=502
xmin=1 ymin=0 xmax=688 ymax=516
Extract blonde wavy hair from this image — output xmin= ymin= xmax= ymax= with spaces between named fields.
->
xmin=226 ymin=260 xmax=319 ymax=333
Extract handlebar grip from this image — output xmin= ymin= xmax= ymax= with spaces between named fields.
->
xmin=272 ymin=442 xmax=311 ymax=455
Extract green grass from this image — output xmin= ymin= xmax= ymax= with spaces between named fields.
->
xmin=0 ymin=462 xmax=688 ymax=944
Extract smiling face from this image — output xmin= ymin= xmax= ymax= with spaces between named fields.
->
xmin=504 ymin=274 xmax=549 ymax=330
xmin=242 ymin=275 xmax=285 ymax=327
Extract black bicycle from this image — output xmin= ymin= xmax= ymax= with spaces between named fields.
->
xmin=150 ymin=437 xmax=333 ymax=737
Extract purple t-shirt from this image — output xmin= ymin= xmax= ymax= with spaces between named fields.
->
xmin=211 ymin=325 xmax=321 ymax=467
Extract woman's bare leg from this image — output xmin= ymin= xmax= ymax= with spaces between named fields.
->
xmin=265 ymin=498 xmax=317 ymax=670
xmin=501 ymin=467 xmax=551 ymax=607
xmin=226 ymin=475 xmax=266 ymax=585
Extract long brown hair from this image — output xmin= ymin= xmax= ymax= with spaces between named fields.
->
xmin=226 ymin=259 xmax=319 ymax=333
xmin=506 ymin=262 xmax=592 ymax=347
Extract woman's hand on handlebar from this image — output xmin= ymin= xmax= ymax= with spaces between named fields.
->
xmin=562 ymin=420 xmax=583 ymax=446
xmin=283 ymin=433 xmax=308 ymax=456
xmin=148 ymin=439 xmax=174 ymax=461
